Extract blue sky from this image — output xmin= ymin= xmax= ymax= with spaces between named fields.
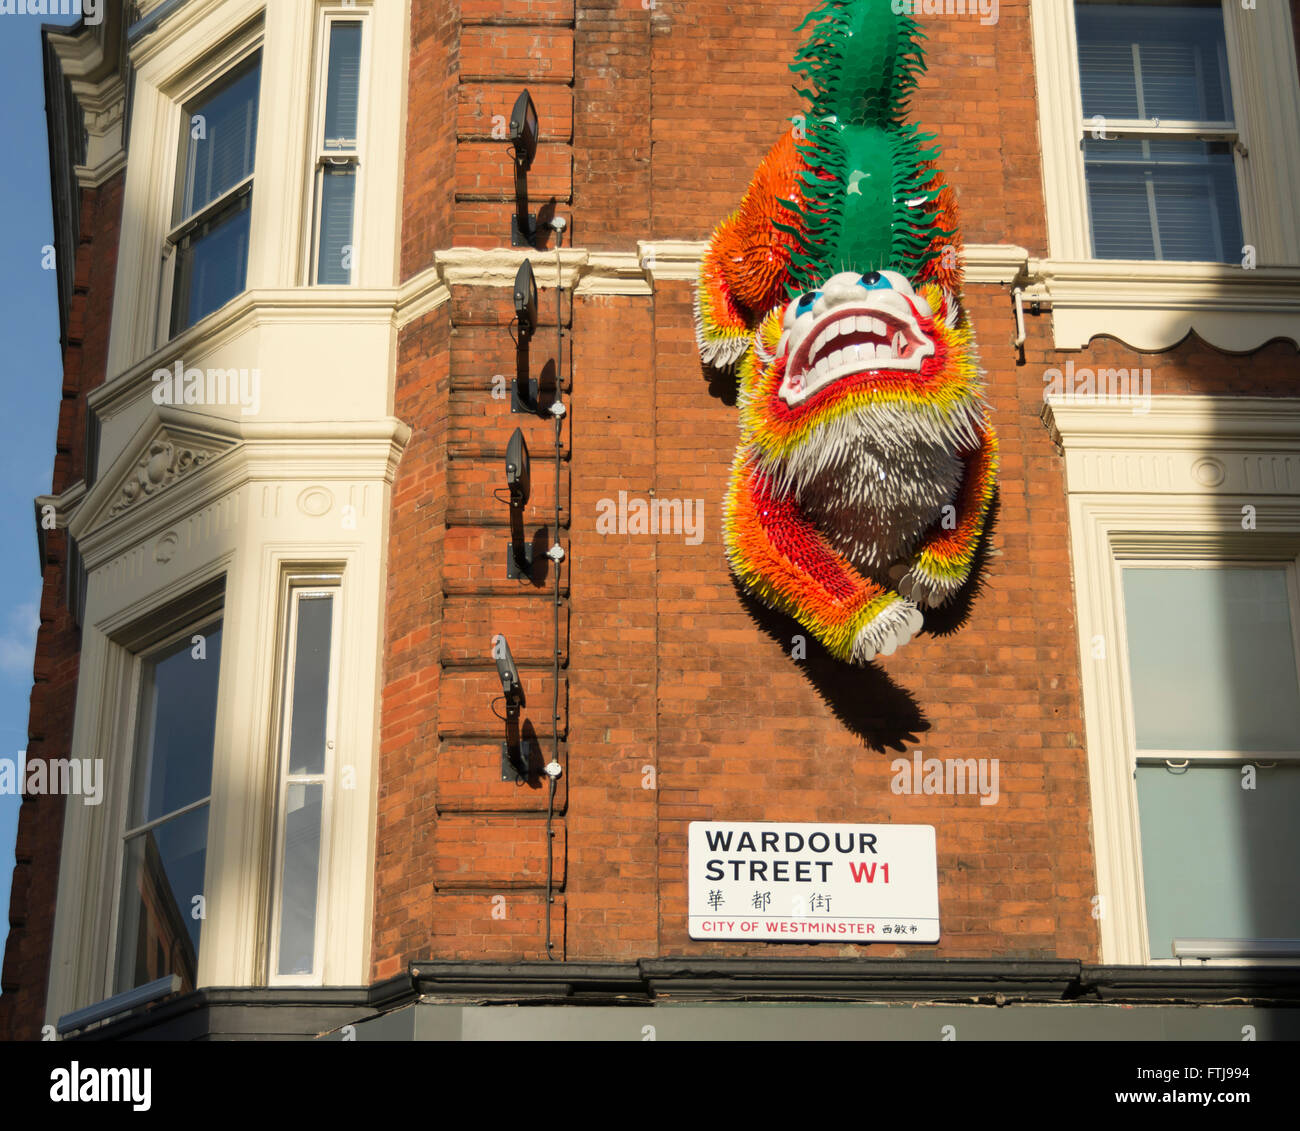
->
xmin=0 ymin=9 xmax=81 ymax=990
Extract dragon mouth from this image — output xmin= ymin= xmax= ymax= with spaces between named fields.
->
xmin=778 ymin=301 xmax=935 ymax=407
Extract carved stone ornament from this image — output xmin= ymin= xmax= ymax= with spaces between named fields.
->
xmin=109 ymin=439 xmax=215 ymax=518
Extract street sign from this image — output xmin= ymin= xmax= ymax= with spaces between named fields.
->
xmin=688 ymin=821 xmax=940 ymax=942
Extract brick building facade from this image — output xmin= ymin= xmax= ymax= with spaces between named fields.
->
xmin=4 ymin=0 xmax=1300 ymax=1041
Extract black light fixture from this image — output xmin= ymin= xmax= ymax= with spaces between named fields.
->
xmin=513 ymin=259 xmax=538 ymax=340
xmin=492 ymin=633 xmax=530 ymax=781
xmin=505 ymin=427 xmax=533 ymax=578
xmin=509 ymin=89 xmax=539 ymax=170
xmin=508 ymin=89 xmax=540 ymax=246
xmin=512 ymin=260 xmax=540 ymax=412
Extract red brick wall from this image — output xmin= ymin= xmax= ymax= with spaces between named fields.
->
xmin=0 ymin=173 xmax=124 ymax=1041
xmin=373 ymin=0 xmax=1300 ymax=974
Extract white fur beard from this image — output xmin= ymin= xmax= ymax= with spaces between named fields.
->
xmin=752 ymin=401 xmax=984 ymax=577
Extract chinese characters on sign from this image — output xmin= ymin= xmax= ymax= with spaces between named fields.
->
xmin=688 ymin=822 xmax=940 ymax=942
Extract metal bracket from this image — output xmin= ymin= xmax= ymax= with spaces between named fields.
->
xmin=511 ymin=377 xmax=539 ymax=414
xmin=501 ymin=739 xmax=532 ymax=782
xmin=512 ymin=213 xmax=538 ymax=247
xmin=506 ymin=541 xmax=534 ymax=579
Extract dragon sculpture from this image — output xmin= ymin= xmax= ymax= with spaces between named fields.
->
xmin=695 ymin=0 xmax=998 ymax=666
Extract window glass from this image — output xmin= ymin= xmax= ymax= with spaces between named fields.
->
xmin=170 ymin=53 xmax=261 ymax=334
xmin=1084 ymin=138 xmax=1242 ymax=261
xmin=322 ymin=23 xmax=362 ymax=150
xmin=176 ymin=55 xmax=261 ymax=223
xmin=171 ymin=197 xmax=252 ymax=335
xmin=1076 ymin=3 xmax=1233 ymax=122
xmin=316 ymin=167 xmax=356 ymax=285
xmin=116 ymin=621 xmax=223 ymax=994
xmin=274 ymin=591 xmax=336 ymax=978
xmin=277 ymin=783 xmax=324 ymax=976
xmin=129 ymin=626 xmax=222 ymax=825
xmin=1122 ymin=567 xmax=1300 ymax=751
xmin=1137 ymin=764 xmax=1300 ymax=957
xmin=1076 ymin=3 xmax=1241 ymax=262
xmin=287 ymin=595 xmax=332 ymax=777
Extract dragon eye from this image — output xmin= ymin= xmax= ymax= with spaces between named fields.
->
xmin=878 ymin=269 xmax=918 ymax=298
xmin=795 ymin=292 xmax=817 ymax=316
xmin=857 ymin=271 xmax=888 ymax=290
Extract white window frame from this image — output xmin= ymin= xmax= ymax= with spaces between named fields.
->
xmin=154 ymin=26 xmax=265 ymax=351
xmin=106 ymin=0 xmax=408 ymax=380
xmin=267 ymin=573 xmax=344 ymax=987
xmin=1028 ymin=0 xmax=1300 ymax=352
xmin=108 ymin=605 xmax=226 ymax=997
xmin=1114 ymin=555 xmax=1300 ymax=964
xmin=1072 ymin=0 xmax=1245 ymax=263
xmin=1046 ymin=394 xmax=1300 ymax=966
xmin=45 ymin=407 xmax=407 ymax=1030
xmin=303 ymin=7 xmax=371 ymax=287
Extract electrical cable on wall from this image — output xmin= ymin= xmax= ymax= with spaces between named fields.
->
xmin=543 ymin=218 xmax=568 ymax=959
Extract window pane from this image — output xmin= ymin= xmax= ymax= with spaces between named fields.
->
xmin=1084 ymin=138 xmax=1242 ymax=261
xmin=171 ymin=193 xmax=252 ymax=334
xmin=130 ymin=623 xmax=223 ymax=827
xmin=316 ymin=166 xmax=356 ymax=284
xmin=1076 ymin=3 xmax=1233 ymax=122
xmin=287 ymin=595 xmax=333 ymax=776
xmin=323 ymin=22 xmax=362 ymax=150
xmin=115 ymin=803 xmax=209 ymax=993
xmin=276 ymin=782 xmax=323 ymax=976
xmin=1137 ymin=765 xmax=1300 ymax=958
xmin=1122 ymin=568 xmax=1300 ymax=751
xmin=177 ymin=53 xmax=261 ymax=222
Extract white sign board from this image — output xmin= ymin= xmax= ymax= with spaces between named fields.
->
xmin=688 ymin=821 xmax=939 ymax=942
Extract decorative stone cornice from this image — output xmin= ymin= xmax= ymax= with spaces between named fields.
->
xmin=46 ymin=13 xmax=127 ymax=188
xmin=1043 ymin=395 xmax=1300 ymax=499
xmin=1027 ymin=259 xmax=1300 ymax=353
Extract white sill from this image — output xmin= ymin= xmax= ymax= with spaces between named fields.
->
xmin=1023 ymin=258 xmax=1300 ymax=353
xmin=1150 ymin=958 xmax=1300 ymax=968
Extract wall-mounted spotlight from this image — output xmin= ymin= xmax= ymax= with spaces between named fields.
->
xmin=505 ymin=427 xmax=533 ymax=578
xmin=514 ymin=259 xmax=538 ymax=342
xmin=494 ymin=632 xmax=525 ymax=710
xmin=511 ymin=260 xmax=540 ymax=413
xmin=509 ymin=89 xmax=539 ymax=171
xmin=508 ymin=89 xmax=540 ymax=247
xmin=493 ymin=633 xmax=530 ymax=781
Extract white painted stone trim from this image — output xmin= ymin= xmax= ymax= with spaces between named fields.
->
xmin=44 ymin=407 xmax=409 ymax=1025
xmin=1044 ymin=395 xmax=1300 ymax=965
xmin=1029 ymin=0 xmax=1300 ymax=353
